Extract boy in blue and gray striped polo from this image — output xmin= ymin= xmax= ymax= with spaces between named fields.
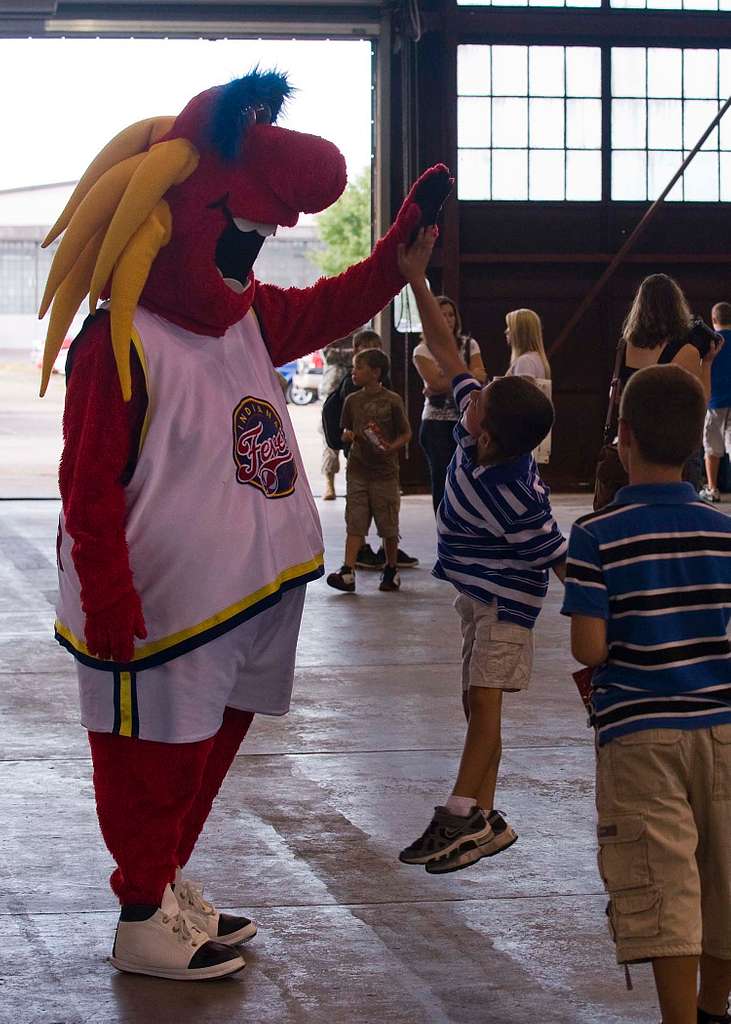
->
xmin=396 ymin=230 xmax=567 ymax=875
xmin=562 ymin=364 xmax=731 ymax=1024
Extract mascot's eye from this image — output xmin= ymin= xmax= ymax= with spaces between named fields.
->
xmin=233 ymin=218 xmax=277 ymax=238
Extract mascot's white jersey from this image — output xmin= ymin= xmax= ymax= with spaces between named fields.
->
xmin=56 ymin=305 xmax=324 ymax=675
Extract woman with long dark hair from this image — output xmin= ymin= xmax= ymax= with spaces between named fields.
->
xmin=621 ymin=274 xmax=709 ymax=394
xmin=413 ymin=296 xmax=486 ymax=513
xmin=617 ymin=274 xmax=720 ymax=490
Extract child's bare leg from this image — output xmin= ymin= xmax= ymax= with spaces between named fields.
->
xmin=452 ymin=687 xmax=502 ymax=807
xmin=699 ymin=952 xmax=731 ymax=1017
xmin=476 ymin=734 xmax=502 ymax=812
xmin=652 ymin=955 xmax=698 ymax=1024
xmin=705 ymin=453 xmax=721 ymax=491
xmin=383 ymin=536 xmax=398 ymax=567
xmin=344 ymin=534 xmax=363 ymax=568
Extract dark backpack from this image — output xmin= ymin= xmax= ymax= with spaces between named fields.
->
xmin=322 ymin=387 xmax=345 ymax=450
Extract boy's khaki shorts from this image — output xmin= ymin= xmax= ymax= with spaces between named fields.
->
xmin=595 ymin=724 xmax=731 ymax=964
xmin=454 ymin=593 xmax=534 ymax=693
xmin=345 ymin=472 xmax=400 ymax=540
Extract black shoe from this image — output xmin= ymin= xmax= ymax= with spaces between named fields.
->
xmin=355 ymin=544 xmax=382 ymax=570
xmin=327 ymin=565 xmax=356 ymax=592
xmin=379 ymin=565 xmax=401 ymax=592
xmin=395 ymin=547 xmax=419 ymax=568
xmin=372 ymin=546 xmax=418 ymax=568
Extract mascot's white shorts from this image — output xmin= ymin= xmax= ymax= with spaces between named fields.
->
xmin=77 ymin=586 xmax=306 ymax=743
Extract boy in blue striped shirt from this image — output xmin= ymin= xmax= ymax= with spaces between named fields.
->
xmin=562 ymin=365 xmax=731 ymax=1024
xmin=397 ymin=231 xmax=567 ymax=874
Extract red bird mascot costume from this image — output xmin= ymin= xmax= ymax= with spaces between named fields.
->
xmin=39 ymin=69 xmax=450 ymax=981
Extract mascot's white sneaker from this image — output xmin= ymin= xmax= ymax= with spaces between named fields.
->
xmin=110 ymin=884 xmax=245 ymax=980
xmin=174 ymin=869 xmax=258 ymax=946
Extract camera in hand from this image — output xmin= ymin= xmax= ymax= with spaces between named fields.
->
xmin=688 ymin=316 xmax=722 ymax=358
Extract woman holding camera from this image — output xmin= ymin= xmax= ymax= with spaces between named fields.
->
xmin=413 ymin=296 xmax=486 ymax=514
xmin=621 ymin=274 xmax=718 ymax=398
xmin=595 ymin=274 xmax=722 ymax=509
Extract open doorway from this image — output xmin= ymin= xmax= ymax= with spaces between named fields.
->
xmin=0 ymin=36 xmax=374 ymax=497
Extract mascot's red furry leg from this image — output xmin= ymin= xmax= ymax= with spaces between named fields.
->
xmin=88 ymin=707 xmax=254 ymax=903
xmin=177 ymin=707 xmax=254 ymax=869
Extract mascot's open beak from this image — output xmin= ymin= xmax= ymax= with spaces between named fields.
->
xmin=214 ymin=203 xmax=277 ymax=294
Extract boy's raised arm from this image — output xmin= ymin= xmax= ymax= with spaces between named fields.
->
xmin=397 ymin=230 xmax=469 ymax=382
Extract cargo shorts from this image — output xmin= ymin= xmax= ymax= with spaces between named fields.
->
xmin=595 ymin=724 xmax=731 ymax=964
xmin=454 ymin=593 xmax=534 ymax=693
xmin=345 ymin=470 xmax=400 ymax=540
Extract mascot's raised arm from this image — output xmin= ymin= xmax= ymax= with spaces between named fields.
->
xmin=39 ymin=67 xmax=451 ymax=982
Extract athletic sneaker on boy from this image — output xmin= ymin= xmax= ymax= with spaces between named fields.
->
xmin=563 ymin=365 xmax=731 ymax=1024
xmin=397 ymin=231 xmax=566 ymax=874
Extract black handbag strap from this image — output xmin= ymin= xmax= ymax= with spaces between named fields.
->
xmin=603 ymin=340 xmax=627 ymax=445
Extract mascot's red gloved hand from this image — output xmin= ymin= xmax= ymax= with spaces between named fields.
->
xmin=390 ymin=164 xmax=454 ymax=244
xmin=84 ymin=589 xmax=147 ymax=663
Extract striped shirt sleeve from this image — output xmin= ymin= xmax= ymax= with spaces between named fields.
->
xmin=451 ymin=373 xmax=481 ymax=453
xmin=561 ymin=523 xmax=609 ymax=620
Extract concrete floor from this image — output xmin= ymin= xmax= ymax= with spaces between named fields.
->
xmin=1 ymin=493 xmax=666 ymax=1024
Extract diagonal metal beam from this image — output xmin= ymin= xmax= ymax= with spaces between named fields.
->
xmin=551 ymin=94 xmax=731 ymax=360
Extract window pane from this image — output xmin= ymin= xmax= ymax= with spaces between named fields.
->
xmin=529 ymin=150 xmax=565 ymax=199
xmin=722 ymin=153 xmax=731 ymax=200
xmin=566 ymin=150 xmax=602 ymax=199
xmin=612 ymin=0 xmax=646 ymax=7
xmin=530 ymin=98 xmax=565 ymax=147
xmin=612 ymin=151 xmax=647 ymax=199
xmin=721 ymin=50 xmax=731 ymax=96
xmin=492 ymin=46 xmax=528 ymax=96
xmin=648 ymin=150 xmax=684 ymax=200
xmin=567 ymin=98 xmax=602 ymax=147
xmin=458 ymin=45 xmax=491 ymax=96
xmin=566 ymin=47 xmax=601 ymax=97
xmin=683 ymin=50 xmax=718 ymax=99
xmin=720 ymin=111 xmax=731 ymax=151
xmin=458 ymin=97 xmax=491 ymax=147
xmin=647 ymin=49 xmax=682 ymax=98
xmin=648 ymin=99 xmax=683 ymax=148
xmin=684 ymin=151 xmax=719 ymax=200
xmin=612 ymin=99 xmax=647 ymax=148
xmin=493 ymin=97 xmax=529 ymax=146
xmin=684 ymin=100 xmax=720 ymax=150
xmin=492 ymin=150 xmax=528 ymax=199
xmin=529 ymin=46 xmax=564 ymax=96
xmin=612 ymin=49 xmax=646 ymax=98
xmin=647 ymin=0 xmax=680 ymax=9
xmin=458 ymin=150 xmax=491 ymax=200
xmin=683 ymin=0 xmax=718 ymax=10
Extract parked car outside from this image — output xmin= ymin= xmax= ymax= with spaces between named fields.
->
xmin=289 ymin=350 xmax=324 ymax=405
